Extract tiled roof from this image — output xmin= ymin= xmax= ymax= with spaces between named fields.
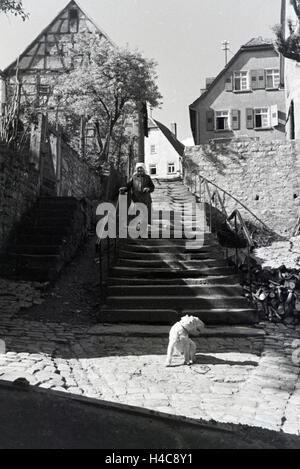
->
xmin=190 ymin=37 xmax=276 ymax=108
xmin=243 ymin=37 xmax=274 ymax=48
xmin=149 ymin=118 xmax=185 ymax=156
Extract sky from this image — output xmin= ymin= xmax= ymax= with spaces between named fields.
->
xmin=0 ymin=0 xmax=282 ymax=142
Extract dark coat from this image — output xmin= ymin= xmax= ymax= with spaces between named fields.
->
xmin=126 ymin=174 xmax=155 ymax=205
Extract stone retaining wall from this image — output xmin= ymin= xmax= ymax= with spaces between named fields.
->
xmin=0 ymin=138 xmax=101 ymax=253
xmin=184 ymin=140 xmax=300 ymax=236
xmin=60 ymin=138 xmax=101 ymax=199
xmin=0 ymin=145 xmax=40 ymax=253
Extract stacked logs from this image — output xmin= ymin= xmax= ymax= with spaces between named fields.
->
xmin=239 ymin=262 xmax=300 ymax=324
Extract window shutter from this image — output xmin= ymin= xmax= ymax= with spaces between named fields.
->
xmin=231 ymin=110 xmax=240 ymax=130
xmin=225 ymin=74 xmax=233 ymax=92
xmin=250 ymin=70 xmax=259 ymax=90
xmin=257 ymin=70 xmax=266 ymax=89
xmin=270 ymin=105 xmax=279 ymax=127
xmin=206 ymin=110 xmax=215 ymax=131
xmin=246 ymin=108 xmax=254 ymax=129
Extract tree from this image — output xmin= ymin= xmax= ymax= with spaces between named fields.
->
xmin=49 ymin=32 xmax=162 ymax=166
xmin=275 ymin=0 xmax=300 ymax=61
xmin=0 ymin=0 xmax=28 ymax=20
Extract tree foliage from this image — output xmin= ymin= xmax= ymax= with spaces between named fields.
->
xmin=275 ymin=0 xmax=300 ymax=61
xmin=0 ymin=0 xmax=28 ymax=20
xmin=49 ymin=32 xmax=162 ymax=165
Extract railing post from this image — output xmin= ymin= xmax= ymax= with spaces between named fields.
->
xmin=107 ymin=237 xmax=110 ymax=269
xmin=247 ymin=244 xmax=251 ymax=287
xmin=99 ymin=240 xmax=103 ymax=300
xmin=234 ymin=214 xmax=238 ymax=272
xmin=199 ymin=177 xmax=202 ymax=203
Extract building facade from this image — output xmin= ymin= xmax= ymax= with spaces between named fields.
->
xmin=281 ymin=0 xmax=300 ymax=140
xmin=144 ymin=119 xmax=184 ymax=180
xmin=189 ymin=38 xmax=286 ymax=145
xmin=1 ymin=1 xmax=110 ymax=109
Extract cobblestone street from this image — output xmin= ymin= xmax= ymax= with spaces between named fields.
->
xmin=0 ymin=294 xmax=300 ymax=438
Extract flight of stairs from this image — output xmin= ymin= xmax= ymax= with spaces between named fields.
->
xmin=100 ymin=180 xmax=258 ymax=326
xmin=2 ymin=198 xmax=87 ymax=282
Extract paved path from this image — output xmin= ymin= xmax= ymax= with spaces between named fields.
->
xmin=0 ymin=303 xmax=300 ymax=438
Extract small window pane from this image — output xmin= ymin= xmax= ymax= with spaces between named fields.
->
xmin=150 ymin=165 xmax=157 ymax=175
xmin=168 ymin=163 xmax=175 ymax=174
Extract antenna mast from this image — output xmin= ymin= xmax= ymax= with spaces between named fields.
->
xmin=221 ymin=40 xmax=230 ymax=65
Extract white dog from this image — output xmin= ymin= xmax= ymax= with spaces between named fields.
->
xmin=166 ymin=315 xmax=205 ymax=367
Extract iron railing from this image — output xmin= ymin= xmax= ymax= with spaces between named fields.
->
xmin=96 ymin=197 xmax=120 ymax=301
xmin=188 ymin=174 xmax=274 ymax=286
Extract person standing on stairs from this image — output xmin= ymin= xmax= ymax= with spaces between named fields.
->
xmin=120 ymin=163 xmax=155 ymax=227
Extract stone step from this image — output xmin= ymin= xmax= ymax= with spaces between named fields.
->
xmin=118 ymin=244 xmax=222 ymax=255
xmin=5 ymin=265 xmax=61 ymax=282
xmin=88 ymin=324 xmax=265 ymax=338
xmin=110 ymin=266 xmax=236 ymax=278
xmin=7 ymin=245 xmax=62 ymax=255
xmin=8 ymin=253 xmax=62 ymax=268
xmin=22 ymin=226 xmax=72 ymax=236
xmin=107 ymin=285 xmax=244 ymax=297
xmin=115 ymin=258 xmax=229 ymax=268
xmin=107 ymin=276 xmax=239 ymax=286
xmin=17 ymin=234 xmax=68 ymax=245
xmin=34 ymin=217 xmax=73 ymax=227
xmin=117 ymin=250 xmax=223 ymax=260
xmin=99 ymin=308 xmax=258 ymax=325
xmin=104 ymin=295 xmax=251 ymax=311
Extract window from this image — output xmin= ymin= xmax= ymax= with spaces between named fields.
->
xmin=233 ymin=71 xmax=249 ymax=91
xmin=37 ymin=84 xmax=50 ymax=106
xmin=149 ymin=165 xmax=157 ymax=176
xmin=254 ymin=108 xmax=270 ymax=128
xmin=168 ymin=163 xmax=175 ymax=174
xmin=150 ymin=145 xmax=156 ymax=155
xmin=215 ymin=111 xmax=230 ymax=131
xmin=69 ymin=8 xmax=79 ymax=33
xmin=266 ymin=69 xmax=280 ymax=89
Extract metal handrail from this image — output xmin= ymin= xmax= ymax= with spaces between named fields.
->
xmin=96 ymin=196 xmax=120 ymax=301
xmin=189 ymin=174 xmax=260 ymax=286
xmin=198 ymin=175 xmax=272 ymax=233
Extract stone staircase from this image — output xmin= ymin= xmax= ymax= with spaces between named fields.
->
xmin=2 ymin=198 xmax=87 ymax=282
xmin=100 ymin=180 xmax=258 ymax=326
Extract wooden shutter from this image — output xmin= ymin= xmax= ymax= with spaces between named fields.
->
xmin=257 ymin=70 xmax=266 ymax=89
xmin=246 ymin=108 xmax=254 ymax=129
xmin=225 ymin=74 xmax=233 ymax=92
xmin=206 ymin=110 xmax=215 ymax=131
xmin=270 ymin=105 xmax=279 ymax=127
xmin=250 ymin=70 xmax=259 ymax=90
xmin=231 ymin=110 xmax=240 ymax=130
xmin=251 ymin=70 xmax=265 ymax=89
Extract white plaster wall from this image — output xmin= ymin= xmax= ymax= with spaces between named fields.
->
xmin=284 ymin=0 xmax=300 ymax=140
xmin=193 ymin=49 xmax=286 ymax=144
xmin=145 ymin=128 xmax=182 ymax=179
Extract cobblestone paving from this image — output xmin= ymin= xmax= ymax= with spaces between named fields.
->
xmin=0 ymin=301 xmax=300 ymax=437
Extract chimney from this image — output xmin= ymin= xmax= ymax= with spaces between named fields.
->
xmin=206 ymin=77 xmax=216 ymax=89
xmin=171 ymin=123 xmax=177 ymax=137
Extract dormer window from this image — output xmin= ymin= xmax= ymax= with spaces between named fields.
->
xmin=69 ymin=8 xmax=79 ymax=33
xmin=233 ymin=71 xmax=249 ymax=91
xmin=266 ymin=69 xmax=280 ymax=89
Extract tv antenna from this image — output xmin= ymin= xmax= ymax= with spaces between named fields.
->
xmin=221 ymin=40 xmax=230 ymax=65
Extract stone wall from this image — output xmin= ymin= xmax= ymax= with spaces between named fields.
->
xmin=0 ymin=145 xmax=40 ymax=252
xmin=60 ymin=138 xmax=101 ymax=199
xmin=0 ymin=136 xmax=102 ymax=253
xmin=184 ymin=140 xmax=300 ymax=236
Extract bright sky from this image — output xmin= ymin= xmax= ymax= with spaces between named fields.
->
xmin=0 ymin=0 xmax=281 ymax=142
